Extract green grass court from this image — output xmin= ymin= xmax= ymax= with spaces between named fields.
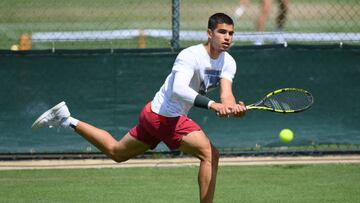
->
xmin=0 ymin=164 xmax=359 ymax=203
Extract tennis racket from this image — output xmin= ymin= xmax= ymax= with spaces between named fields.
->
xmin=246 ymin=88 xmax=313 ymax=113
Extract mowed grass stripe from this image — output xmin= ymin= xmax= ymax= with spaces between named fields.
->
xmin=0 ymin=164 xmax=359 ymax=203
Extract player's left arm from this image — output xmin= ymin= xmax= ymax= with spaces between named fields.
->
xmin=219 ymin=78 xmax=246 ymax=117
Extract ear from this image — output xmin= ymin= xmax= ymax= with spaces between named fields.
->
xmin=207 ymin=28 xmax=213 ymax=40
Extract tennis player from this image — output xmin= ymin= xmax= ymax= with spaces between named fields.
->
xmin=32 ymin=13 xmax=246 ymax=203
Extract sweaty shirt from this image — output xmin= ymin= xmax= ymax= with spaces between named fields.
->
xmin=151 ymin=44 xmax=237 ymax=117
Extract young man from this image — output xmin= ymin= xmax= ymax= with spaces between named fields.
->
xmin=32 ymin=13 xmax=246 ymax=203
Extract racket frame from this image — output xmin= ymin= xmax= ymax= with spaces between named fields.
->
xmin=246 ymin=88 xmax=313 ymax=113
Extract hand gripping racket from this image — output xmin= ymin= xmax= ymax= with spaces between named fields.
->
xmin=246 ymin=88 xmax=314 ymax=113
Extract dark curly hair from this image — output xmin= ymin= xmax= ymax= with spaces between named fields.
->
xmin=207 ymin=13 xmax=234 ymax=31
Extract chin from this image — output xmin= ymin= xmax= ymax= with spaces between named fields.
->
xmin=220 ymin=47 xmax=229 ymax=52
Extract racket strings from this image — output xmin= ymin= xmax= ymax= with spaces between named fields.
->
xmin=263 ymin=91 xmax=313 ymax=111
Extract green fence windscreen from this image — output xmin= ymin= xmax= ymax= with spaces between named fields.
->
xmin=0 ymin=45 xmax=359 ymax=153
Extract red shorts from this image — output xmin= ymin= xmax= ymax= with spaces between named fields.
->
xmin=129 ymin=102 xmax=202 ymax=150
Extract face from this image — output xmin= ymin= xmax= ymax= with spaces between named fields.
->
xmin=208 ymin=23 xmax=234 ymax=52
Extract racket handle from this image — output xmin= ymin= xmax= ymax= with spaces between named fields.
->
xmin=216 ymin=112 xmax=231 ymax=117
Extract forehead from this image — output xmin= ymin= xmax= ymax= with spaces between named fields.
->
xmin=214 ymin=23 xmax=234 ymax=31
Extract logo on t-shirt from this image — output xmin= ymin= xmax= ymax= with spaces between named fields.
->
xmin=199 ymin=69 xmax=221 ymax=95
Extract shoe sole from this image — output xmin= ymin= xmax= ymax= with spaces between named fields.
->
xmin=31 ymin=101 xmax=66 ymax=129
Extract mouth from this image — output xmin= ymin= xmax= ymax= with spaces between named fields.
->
xmin=222 ymin=42 xmax=230 ymax=48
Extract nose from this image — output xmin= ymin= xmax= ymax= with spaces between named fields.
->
xmin=224 ymin=33 xmax=231 ymax=41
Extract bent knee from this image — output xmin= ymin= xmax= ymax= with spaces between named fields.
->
xmin=200 ymin=145 xmax=220 ymax=164
xmin=108 ymin=147 xmax=130 ymax=163
xmin=112 ymin=156 xmax=129 ymax=163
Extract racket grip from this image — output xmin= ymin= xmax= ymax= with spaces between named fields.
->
xmin=216 ymin=112 xmax=231 ymax=117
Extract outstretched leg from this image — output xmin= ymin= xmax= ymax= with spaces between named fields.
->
xmin=75 ymin=121 xmax=150 ymax=163
xmin=32 ymin=101 xmax=150 ymax=162
xmin=179 ymin=131 xmax=220 ymax=203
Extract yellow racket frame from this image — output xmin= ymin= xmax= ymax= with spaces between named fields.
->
xmin=246 ymin=88 xmax=313 ymax=113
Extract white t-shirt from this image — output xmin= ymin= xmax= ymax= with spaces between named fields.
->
xmin=151 ymin=44 xmax=237 ymax=117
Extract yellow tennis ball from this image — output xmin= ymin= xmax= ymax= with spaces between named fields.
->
xmin=279 ymin=128 xmax=294 ymax=143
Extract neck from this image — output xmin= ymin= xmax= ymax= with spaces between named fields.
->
xmin=203 ymin=42 xmax=220 ymax=59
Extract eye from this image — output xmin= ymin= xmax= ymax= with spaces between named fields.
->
xmin=217 ymin=29 xmax=234 ymax=36
xmin=218 ymin=29 xmax=227 ymax=34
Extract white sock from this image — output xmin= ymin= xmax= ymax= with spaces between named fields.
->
xmin=61 ymin=117 xmax=79 ymax=129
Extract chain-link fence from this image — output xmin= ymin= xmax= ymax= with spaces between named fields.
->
xmin=1 ymin=0 xmax=359 ymax=50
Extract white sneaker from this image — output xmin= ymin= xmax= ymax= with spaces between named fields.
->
xmin=31 ymin=101 xmax=70 ymax=129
